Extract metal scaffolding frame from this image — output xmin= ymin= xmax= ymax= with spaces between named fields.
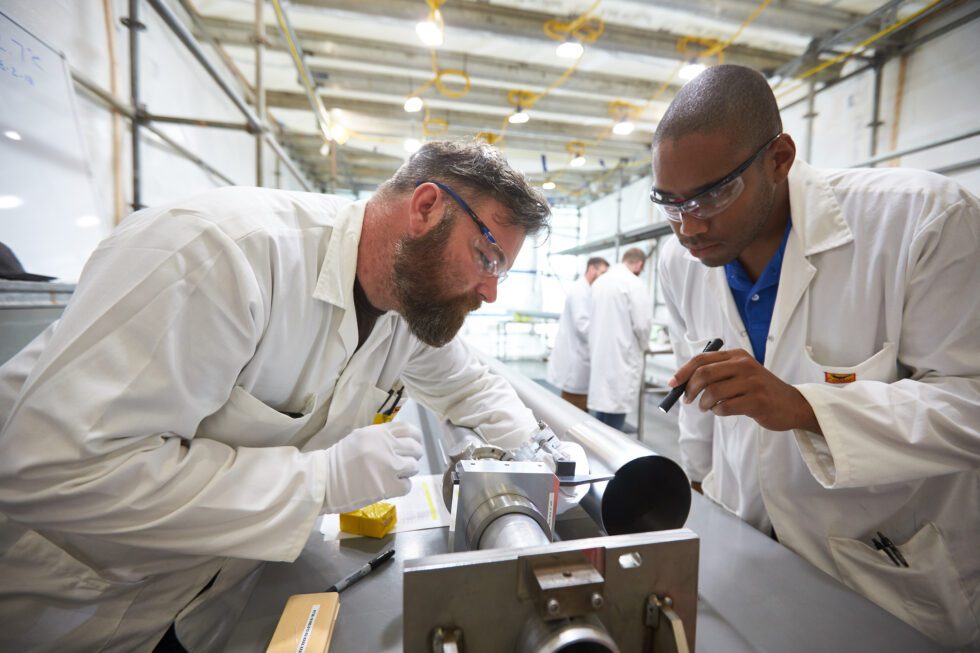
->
xmin=111 ymin=0 xmax=313 ymax=210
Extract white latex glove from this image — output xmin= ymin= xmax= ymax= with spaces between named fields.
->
xmin=322 ymin=421 xmax=424 ymax=514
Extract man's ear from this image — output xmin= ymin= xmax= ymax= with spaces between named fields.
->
xmin=770 ymin=134 xmax=797 ymax=184
xmin=407 ymin=183 xmax=444 ymax=237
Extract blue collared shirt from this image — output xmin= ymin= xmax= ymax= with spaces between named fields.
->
xmin=725 ymin=220 xmax=792 ymax=364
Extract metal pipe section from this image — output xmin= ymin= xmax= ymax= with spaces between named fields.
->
xmin=517 ymin=614 xmax=619 ymax=653
xmin=852 ymin=127 xmax=980 ymax=168
xmin=127 ymin=0 xmax=142 ymax=210
xmin=479 ymin=513 xmax=550 ymax=550
xmin=476 ymin=351 xmax=691 ymax=535
xmin=255 ymin=0 xmax=266 ymax=186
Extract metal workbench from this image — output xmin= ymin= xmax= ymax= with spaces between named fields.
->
xmin=224 ymin=402 xmax=940 ymax=652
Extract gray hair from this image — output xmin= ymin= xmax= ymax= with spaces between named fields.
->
xmin=376 ymin=140 xmax=551 ymax=237
xmin=653 ymin=65 xmax=782 ymax=154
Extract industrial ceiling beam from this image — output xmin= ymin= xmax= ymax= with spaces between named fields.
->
xmin=198 ymin=17 xmax=684 ymax=101
xmin=290 ymin=0 xmax=803 ymax=70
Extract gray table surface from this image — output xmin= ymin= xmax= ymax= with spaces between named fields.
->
xmin=224 ymin=405 xmax=941 ymax=653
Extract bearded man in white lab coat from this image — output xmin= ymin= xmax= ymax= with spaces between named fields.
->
xmin=0 ymin=141 xmax=581 ymax=652
xmin=654 ymin=65 xmax=980 ymax=647
xmin=546 ymin=256 xmax=609 ymax=411
xmin=586 ymin=248 xmax=653 ymax=431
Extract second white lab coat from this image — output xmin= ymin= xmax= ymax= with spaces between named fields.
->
xmin=547 ymin=277 xmax=592 ymax=394
xmin=0 ymin=187 xmax=539 ymax=652
xmin=659 ymin=160 xmax=980 ymax=647
xmin=587 ymin=263 xmax=652 ymax=414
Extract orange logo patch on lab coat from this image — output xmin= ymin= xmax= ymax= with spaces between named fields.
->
xmin=824 ymin=372 xmax=856 ymax=384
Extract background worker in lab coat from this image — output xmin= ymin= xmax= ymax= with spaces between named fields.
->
xmin=586 ymin=248 xmax=653 ymax=430
xmin=546 ymin=256 xmax=609 ymax=411
xmin=0 ymin=141 xmax=582 ymax=653
xmin=654 ymin=65 xmax=980 ymax=648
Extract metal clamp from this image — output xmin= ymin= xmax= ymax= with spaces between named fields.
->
xmin=646 ymin=594 xmax=690 ymax=653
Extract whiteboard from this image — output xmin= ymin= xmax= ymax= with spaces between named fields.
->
xmin=0 ymin=9 xmax=103 ymax=282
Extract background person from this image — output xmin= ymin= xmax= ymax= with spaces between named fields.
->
xmin=546 ymin=256 xmax=609 ymax=411
xmin=654 ymin=64 xmax=980 ymax=648
xmin=586 ymin=247 xmax=652 ymax=431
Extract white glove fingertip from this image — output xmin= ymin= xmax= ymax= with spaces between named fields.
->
xmin=393 ymin=477 xmax=412 ymax=497
xmin=395 ymin=457 xmax=420 ymax=479
xmin=388 ymin=421 xmax=423 ymax=442
xmin=394 ymin=436 xmax=425 ymax=459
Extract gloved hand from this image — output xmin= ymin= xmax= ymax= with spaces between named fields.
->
xmin=322 ymin=421 xmax=424 ymax=514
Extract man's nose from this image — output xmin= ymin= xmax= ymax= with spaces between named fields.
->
xmin=477 ymin=276 xmax=498 ymax=304
xmin=678 ymin=212 xmax=709 ymax=237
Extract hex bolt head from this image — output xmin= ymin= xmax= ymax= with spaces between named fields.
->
xmin=546 ymin=598 xmax=561 ymax=615
xmin=591 ymin=592 xmax=604 ymax=610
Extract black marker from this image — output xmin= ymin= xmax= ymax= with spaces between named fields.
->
xmin=659 ymin=338 xmax=725 ymax=414
xmin=326 ymin=548 xmax=395 ymax=593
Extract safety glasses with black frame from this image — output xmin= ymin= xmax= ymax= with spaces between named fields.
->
xmin=650 ymin=133 xmax=782 ymax=222
xmin=415 ymin=179 xmax=511 ymax=282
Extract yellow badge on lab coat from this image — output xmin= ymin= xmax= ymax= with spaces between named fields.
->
xmin=824 ymin=372 xmax=857 ymax=384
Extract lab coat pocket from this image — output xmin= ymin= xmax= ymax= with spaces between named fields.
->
xmin=682 ymin=333 xmax=712 ymax=359
xmin=0 ymin=524 xmax=125 ymax=596
xmin=196 ymin=385 xmax=317 ymax=447
xmin=828 ymin=522 xmax=979 ymax=647
xmin=360 ymin=384 xmax=395 ymax=425
xmin=803 ymin=341 xmax=898 ymax=385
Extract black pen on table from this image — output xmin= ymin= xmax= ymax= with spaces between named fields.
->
xmin=659 ymin=338 xmax=725 ymax=414
xmin=326 ymin=548 xmax=395 ymax=593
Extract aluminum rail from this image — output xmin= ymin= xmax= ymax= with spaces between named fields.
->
xmin=476 ymin=351 xmax=691 ymax=535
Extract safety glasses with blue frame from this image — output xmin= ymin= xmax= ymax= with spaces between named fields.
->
xmin=415 ymin=179 xmax=511 ymax=282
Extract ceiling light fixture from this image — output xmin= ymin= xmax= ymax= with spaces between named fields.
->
xmin=319 ymin=142 xmax=330 ymax=157
xmin=4 ymin=130 xmax=22 ymax=141
xmin=404 ymin=138 xmax=422 ymax=153
xmin=555 ymin=39 xmax=584 ymax=60
xmin=416 ymin=8 xmax=444 ymax=47
xmin=508 ymin=106 xmax=530 ymax=124
xmin=569 ymin=155 xmax=586 ymax=168
xmin=612 ymin=118 xmax=635 ymax=136
xmin=404 ymin=96 xmax=424 ymax=113
xmin=679 ymin=61 xmax=706 ymax=81
xmin=329 ymin=123 xmax=351 ymax=145
xmin=542 ymin=181 xmax=556 ymax=190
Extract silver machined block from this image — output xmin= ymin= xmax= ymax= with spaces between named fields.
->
xmin=451 ymin=459 xmax=558 ymax=553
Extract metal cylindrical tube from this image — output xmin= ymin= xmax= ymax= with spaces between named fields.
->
xmin=479 ymin=513 xmax=550 ymax=550
xmin=517 ymin=614 xmax=620 ymax=653
xmin=477 ymin=352 xmax=691 ymax=535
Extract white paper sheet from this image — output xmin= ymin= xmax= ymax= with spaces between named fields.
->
xmin=318 ymin=474 xmax=451 ymax=540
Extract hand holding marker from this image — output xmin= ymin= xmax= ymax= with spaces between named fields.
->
xmin=659 ymin=339 xmax=725 ymax=414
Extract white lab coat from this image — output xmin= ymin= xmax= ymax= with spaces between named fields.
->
xmin=659 ymin=159 xmax=980 ymax=648
xmin=587 ymin=263 xmax=652 ymax=414
xmin=547 ymin=277 xmax=592 ymax=394
xmin=0 ymin=187 xmax=539 ymax=652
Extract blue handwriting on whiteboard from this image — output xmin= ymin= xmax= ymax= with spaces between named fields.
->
xmin=0 ymin=34 xmax=45 ymax=87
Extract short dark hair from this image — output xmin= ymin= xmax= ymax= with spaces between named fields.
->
xmin=622 ymin=248 xmax=645 ymax=264
xmin=653 ymin=65 xmax=782 ymax=155
xmin=586 ymin=256 xmax=609 ymax=270
xmin=376 ymin=140 xmax=551 ymax=237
